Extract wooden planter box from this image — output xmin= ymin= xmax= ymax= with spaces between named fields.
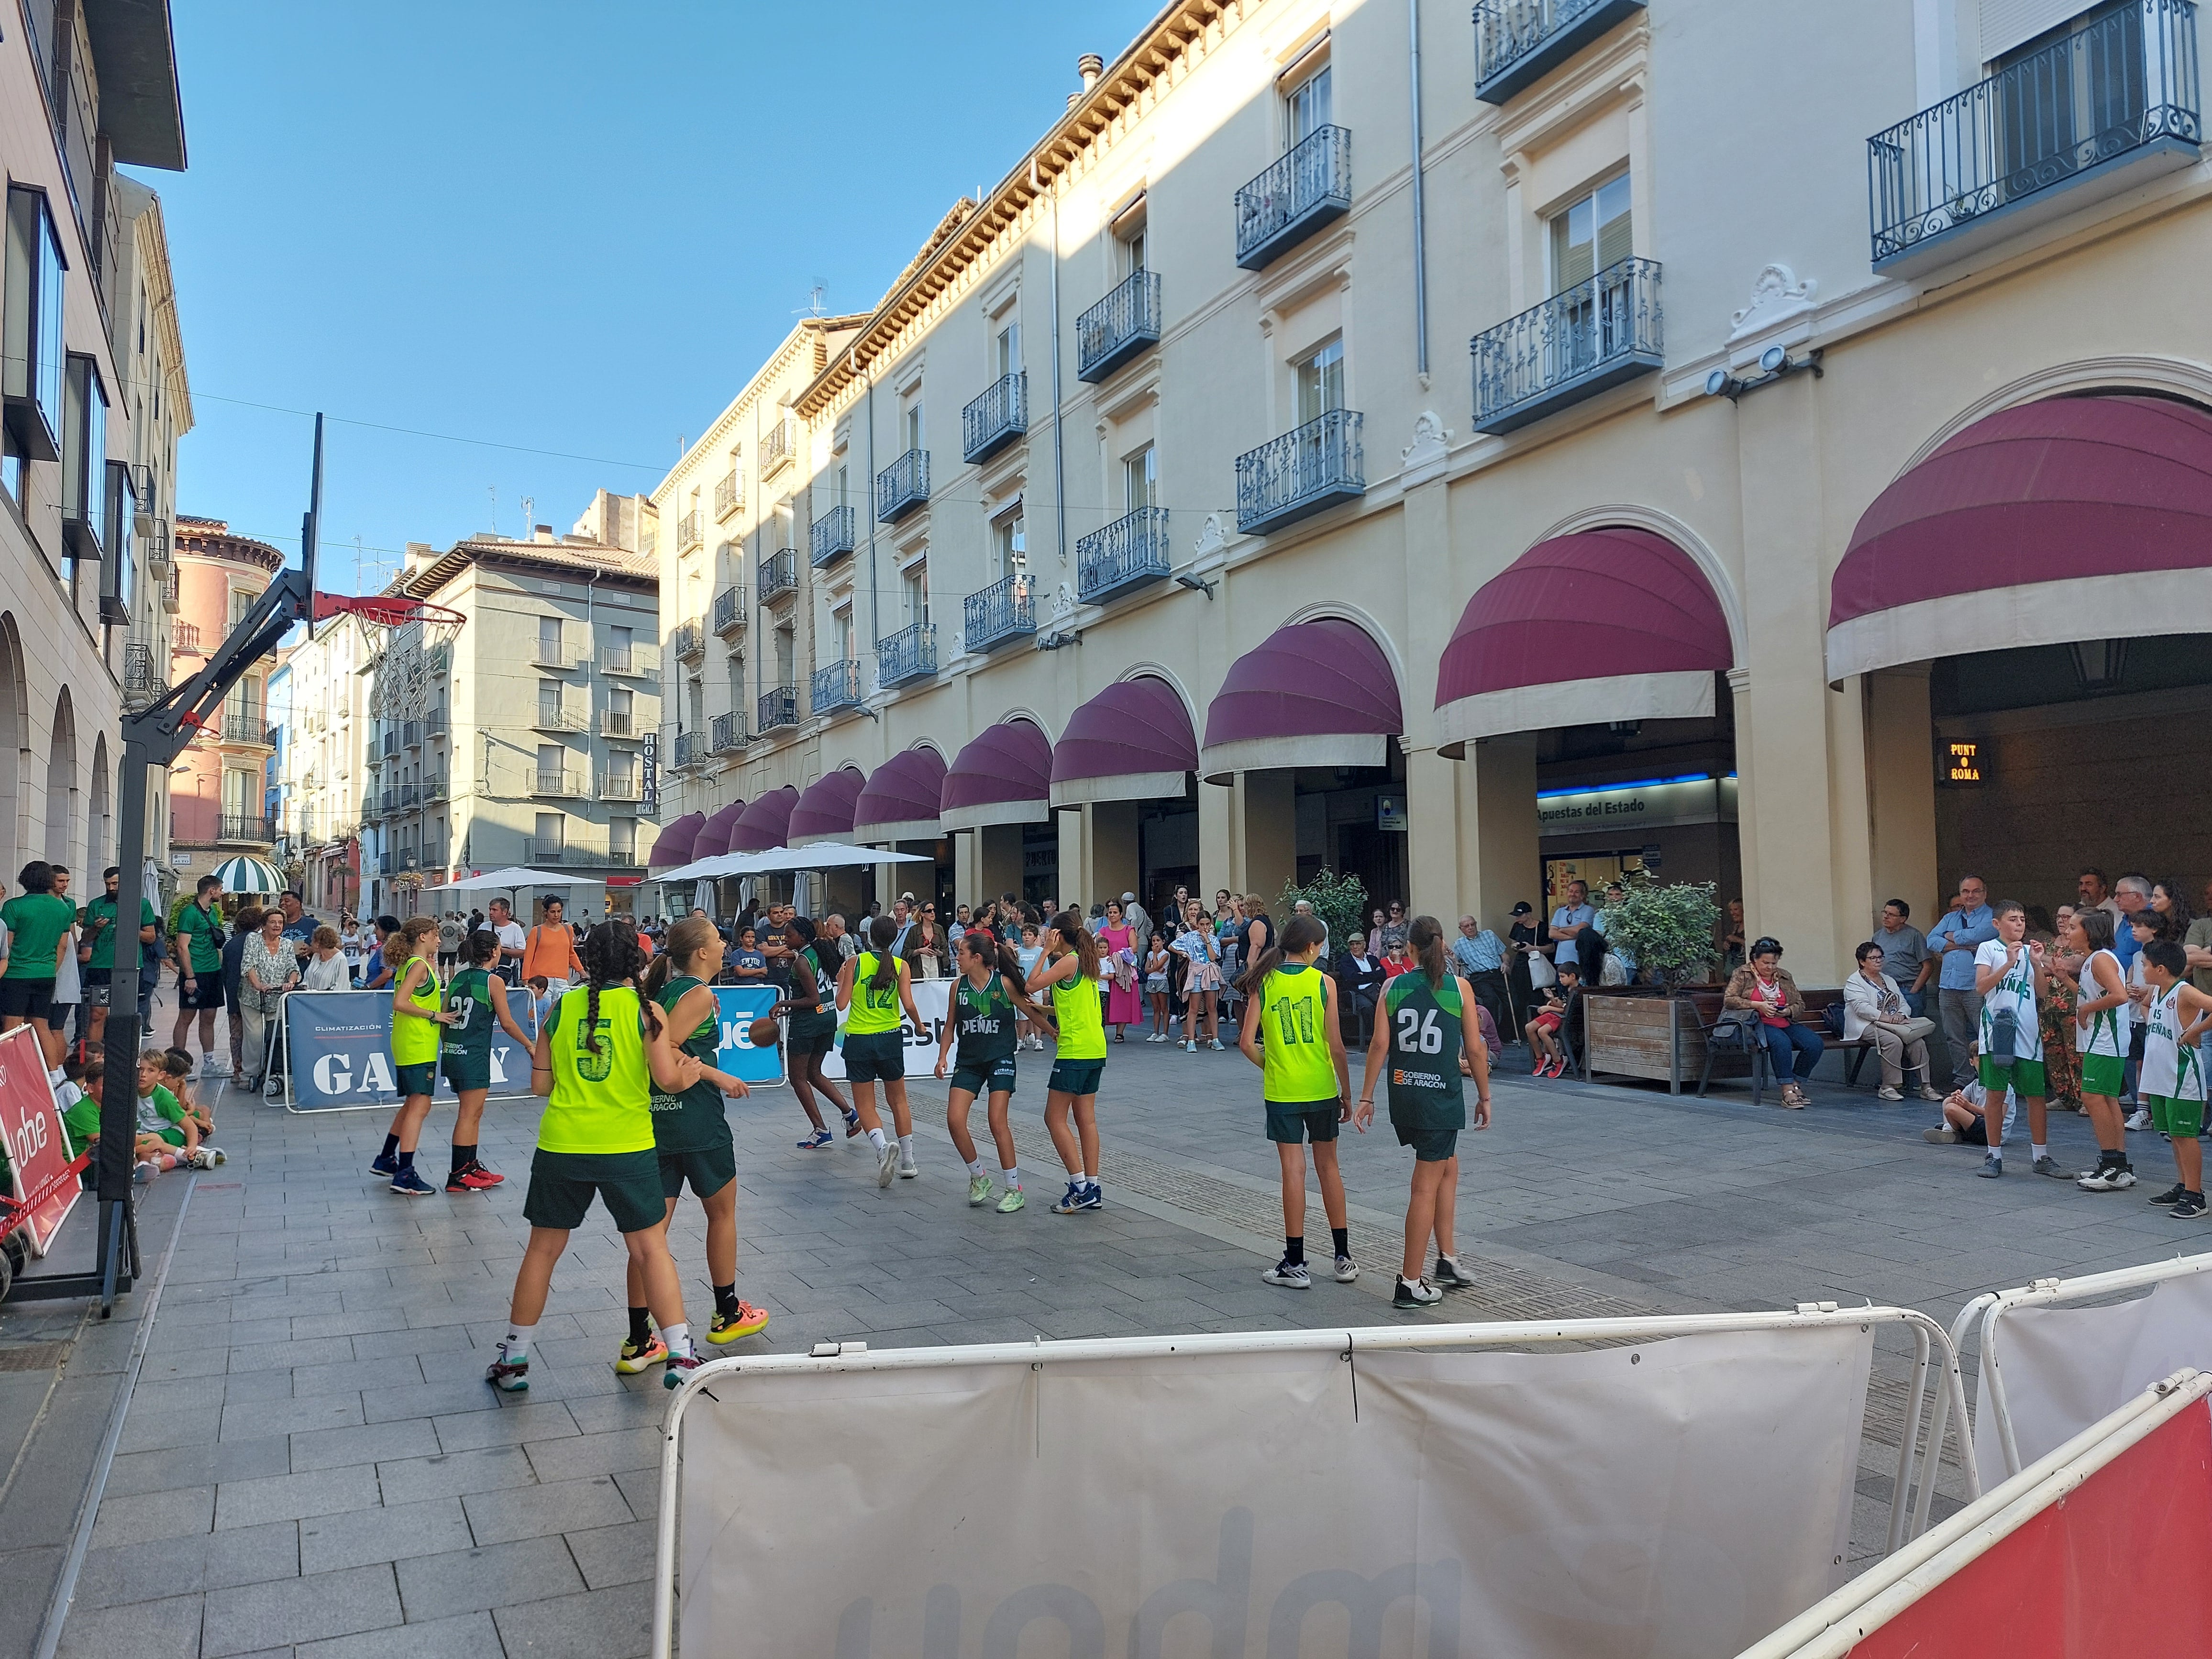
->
xmin=1582 ymin=988 xmax=1746 ymax=1094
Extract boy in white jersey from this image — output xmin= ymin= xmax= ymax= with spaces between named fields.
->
xmin=2136 ymin=940 xmax=2212 ymax=1218
xmin=1972 ymin=900 xmax=2049 ymax=1180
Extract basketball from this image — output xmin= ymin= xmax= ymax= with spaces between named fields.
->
xmin=747 ymin=1017 xmax=781 ymax=1050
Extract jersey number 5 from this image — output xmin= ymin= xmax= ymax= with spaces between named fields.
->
xmin=1396 ymin=1006 xmax=1445 ymax=1054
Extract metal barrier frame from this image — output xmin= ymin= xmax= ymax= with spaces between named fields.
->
xmin=1944 ymin=1248 xmax=2212 ymax=1481
xmin=649 ymin=1305 xmax=1975 ymax=1659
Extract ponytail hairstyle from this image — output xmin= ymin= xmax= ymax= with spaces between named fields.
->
xmin=1050 ymin=910 xmax=1103 ymax=982
xmin=1407 ymin=914 xmax=1449 ymax=991
xmin=641 ymin=914 xmax=720 ymax=1001
xmin=398 ymin=915 xmax=440 ymax=959
xmin=578 ymin=920 xmax=648 ymax=1057
xmin=1241 ymin=911 xmax=1325 ymax=995
xmin=867 ymin=914 xmax=900 ymax=994
xmin=465 ymin=929 xmax=499 ymax=967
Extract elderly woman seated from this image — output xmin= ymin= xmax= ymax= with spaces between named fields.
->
xmin=1843 ymin=939 xmax=1945 ymax=1102
xmin=1723 ymin=936 xmax=1824 ymax=1108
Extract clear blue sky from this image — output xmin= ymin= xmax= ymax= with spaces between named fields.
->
xmin=145 ymin=0 xmax=1161 ymax=594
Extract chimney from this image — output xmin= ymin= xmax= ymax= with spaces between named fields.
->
xmin=1079 ymin=52 xmax=1104 ymax=92
xmin=533 ymin=524 xmax=554 ymax=543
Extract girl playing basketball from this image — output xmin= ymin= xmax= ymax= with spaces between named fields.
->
xmin=775 ymin=915 xmax=856 ymax=1149
xmin=1238 ymin=913 xmax=1354 ymax=1288
xmin=1025 ymin=911 xmax=1107 ymax=1214
xmin=438 ymin=929 xmax=534 ymax=1191
xmin=836 ymin=915 xmax=925 ymax=1188
xmin=933 ymin=929 xmax=1048 ymax=1213
xmin=378 ymin=916 xmax=454 ymax=1197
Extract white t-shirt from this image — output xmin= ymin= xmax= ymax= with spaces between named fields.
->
xmin=2075 ymin=949 xmax=2130 ymax=1056
xmin=52 ymin=922 xmax=79 ymax=1003
xmin=1975 ymin=939 xmax=2043 ymax=1063
xmin=301 ymin=952 xmax=349 ymax=992
xmin=494 ymin=920 xmax=527 ymax=960
xmin=2142 ymin=983 xmax=2207 ymax=1103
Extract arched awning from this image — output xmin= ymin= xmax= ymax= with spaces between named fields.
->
xmin=788 ymin=766 xmax=868 ymax=845
xmin=1828 ymin=393 xmax=2212 ymax=682
xmin=1434 ymin=527 xmax=1735 ymax=756
xmin=1199 ymin=619 xmax=1401 ymax=784
xmin=1050 ymin=676 xmax=1198 ymax=806
xmin=646 ymin=811 xmax=706 ymax=870
xmin=690 ymin=799 xmax=747 ymax=860
xmin=853 ymin=747 xmax=947 ymax=841
xmin=941 ymin=721 xmax=1053 ymax=830
xmin=730 ymin=785 xmax=800 ymax=852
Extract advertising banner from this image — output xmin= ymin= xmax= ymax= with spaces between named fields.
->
xmin=281 ymin=989 xmax=534 ymax=1113
xmin=816 ymin=977 xmax=951 ymax=1082
xmin=710 ymin=985 xmax=785 ymax=1087
xmin=0 ymin=1025 xmax=79 ymax=1256
xmin=679 ymin=1324 xmax=1872 ymax=1658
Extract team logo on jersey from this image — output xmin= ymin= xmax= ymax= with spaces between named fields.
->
xmin=1391 ymin=1068 xmax=1447 ymax=1091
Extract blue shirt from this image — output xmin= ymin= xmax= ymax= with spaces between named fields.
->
xmin=1450 ymin=931 xmax=1506 ymax=975
xmin=1550 ymin=904 xmax=1597 ymax=965
xmin=1926 ymin=905 xmax=1996 ymax=990
xmin=2116 ymin=917 xmax=2146 ymax=971
xmin=729 ymin=946 xmax=767 ymax=980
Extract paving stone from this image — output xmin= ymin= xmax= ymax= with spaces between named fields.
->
xmin=429 ymin=1401 xmax=579 ymax=1453
xmin=491 ymin=1581 xmax=655 ymax=1659
xmin=298 ymin=1495 xmax=474 ymax=1575
xmin=76 ymin=1519 xmax=299 ymax=1609
xmin=521 ymin=1427 xmax=659 ymax=1484
xmin=394 ymin=1533 xmax=586 ymax=1619
xmin=296 ymin=1608 xmax=499 ymax=1659
xmin=214 ymin=1463 xmax=382 ymax=1530
xmin=374 ymin=1443 xmax=537 ymax=1506
xmin=54 ymin=1591 xmax=205 ymax=1659
xmin=104 ymin=1437 xmax=291 ymax=1498
xmin=461 ymin=1474 xmax=634 ymax=1545
xmin=89 ymin=1482 xmax=213 ymax=1548
xmin=288 ymin=1416 xmax=441 ymax=1474
xmin=201 ymin=1561 xmax=402 ymax=1656
xmin=564 ymin=1518 xmax=655 ymax=1590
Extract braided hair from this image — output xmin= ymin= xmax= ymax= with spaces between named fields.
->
xmin=579 ymin=920 xmax=647 ymax=1057
xmin=867 ymin=914 xmax=900 ymax=994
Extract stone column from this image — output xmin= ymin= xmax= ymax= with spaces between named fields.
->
xmin=1240 ymin=771 xmax=1297 ymax=907
xmin=1056 ymin=804 xmax=1086 ymax=910
xmin=1089 ymin=800 xmax=1140 ymax=904
xmin=1864 ymin=665 xmax=1938 ymax=918
xmin=1473 ymin=733 xmax=1541 ymax=928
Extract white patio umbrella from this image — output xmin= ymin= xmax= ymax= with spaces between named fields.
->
xmin=440 ymin=866 xmax=589 ymax=892
xmin=208 ymin=854 xmax=288 ymax=895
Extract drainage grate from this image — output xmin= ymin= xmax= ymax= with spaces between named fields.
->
xmin=0 ymin=1341 xmax=70 ymax=1372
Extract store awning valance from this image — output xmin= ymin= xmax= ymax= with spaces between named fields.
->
xmin=646 ymin=811 xmax=706 ymax=869
xmin=1199 ymin=619 xmax=1401 ymax=784
xmin=853 ymin=747 xmax=948 ymax=841
xmin=1050 ymin=677 xmax=1198 ymax=806
xmin=690 ymin=799 xmax=747 ymax=860
xmin=1435 ymin=526 xmax=1734 ymax=755
xmin=730 ymin=786 xmax=799 ymax=853
xmin=1828 ymin=394 xmax=2212 ymax=682
xmin=941 ymin=721 xmax=1054 ymax=830
xmin=788 ymin=766 xmax=868 ymax=845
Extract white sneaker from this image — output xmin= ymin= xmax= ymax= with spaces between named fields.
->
xmin=876 ymin=1144 xmax=899 ymax=1187
xmin=1207 ymin=1039 xmax=1225 ymax=1051
xmin=898 ymin=1153 xmax=919 ymax=1179
xmin=2126 ymin=1108 xmax=2153 ymax=1131
xmin=1184 ymin=1040 xmax=1197 ymax=1053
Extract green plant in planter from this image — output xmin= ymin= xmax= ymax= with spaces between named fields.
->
xmin=1598 ymin=879 xmax=1722 ymax=991
xmin=1277 ymin=867 xmax=1368 ymax=955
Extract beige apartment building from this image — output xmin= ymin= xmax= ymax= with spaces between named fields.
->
xmin=652 ymin=0 xmax=2212 ymax=981
xmin=273 ymin=608 xmax=377 ymax=917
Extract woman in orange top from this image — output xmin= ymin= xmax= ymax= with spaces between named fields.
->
xmin=522 ymin=896 xmax=586 ymax=994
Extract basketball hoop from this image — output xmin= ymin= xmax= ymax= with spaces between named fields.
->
xmin=314 ymin=593 xmax=466 ymax=651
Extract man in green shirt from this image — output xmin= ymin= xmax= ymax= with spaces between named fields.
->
xmin=0 ymin=860 xmax=80 ymax=1063
xmin=82 ymin=864 xmax=159 ymax=1049
xmin=172 ymin=874 xmax=228 ymax=1073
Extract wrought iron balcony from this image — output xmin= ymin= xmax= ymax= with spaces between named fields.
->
xmin=757 ymin=547 xmax=798 ymax=605
xmin=421 ymin=774 xmax=449 ymax=804
xmin=712 ymin=585 xmax=746 ymax=637
xmin=758 ymin=686 xmax=799 ymax=732
xmin=811 ymin=505 xmax=855 ymax=567
xmin=403 ymin=719 xmax=423 ymax=749
xmin=761 ymin=417 xmax=795 ymax=476
xmin=161 ymin=571 xmax=180 ymax=613
xmin=123 ymin=641 xmax=166 ymax=710
xmin=713 ymin=469 xmax=742 ymax=520
xmin=963 ymin=572 xmax=1037 ymax=653
xmin=424 ymin=708 xmax=450 ymax=739
xmin=1475 ymin=0 xmax=1646 ymax=103
xmin=877 ymin=621 xmax=937 ymax=688
xmin=532 ymin=768 xmax=586 ymax=797
xmin=218 ymin=813 xmax=276 ymax=844
xmin=1236 ymin=411 xmax=1365 ymax=536
xmin=812 ymin=658 xmax=864 ymax=715
xmin=600 ymin=709 xmax=640 ymax=740
xmin=1077 ymin=269 xmax=1161 ymax=383
xmin=1076 ymin=507 xmax=1173 ymax=602
xmin=674 ymin=731 xmax=707 ymax=769
xmin=962 ymin=372 xmax=1027 ymax=463
xmin=524 ymin=837 xmax=620 ymax=868
xmin=876 ymin=449 xmax=929 ymax=523
xmin=376 ymin=851 xmax=395 ymax=875
xmin=1235 ymin=125 xmax=1353 ymax=269
xmin=710 ymin=710 xmax=747 ymax=754
xmin=532 ymin=701 xmax=587 ymax=732
xmin=600 ymin=643 xmax=657 ymax=676
xmin=673 ymin=621 xmax=706 ymax=662
xmin=678 ymin=509 xmax=701 ymax=548
xmin=1471 ymin=256 xmax=1662 ymax=434
xmin=1868 ymin=0 xmax=2201 ymax=272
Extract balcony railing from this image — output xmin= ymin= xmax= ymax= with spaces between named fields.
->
xmin=962 ymin=372 xmax=1028 ymax=463
xmin=532 ymin=702 xmax=588 ymax=732
xmin=710 ymin=710 xmax=747 ymax=754
xmin=532 ymin=769 xmax=586 ymax=797
xmin=877 ymin=621 xmax=938 ymax=689
xmin=811 ymin=505 xmax=855 ymax=567
xmin=523 ymin=837 xmax=621 ymax=868
xmin=758 ymin=547 xmax=798 ymax=604
xmin=600 ymin=709 xmax=640 ymax=740
xmin=963 ymin=572 xmax=1037 ymax=653
xmin=876 ymin=449 xmax=929 ymax=523
xmin=381 ymin=728 xmax=398 ymax=756
xmin=1471 ymin=255 xmax=1662 ymax=434
xmin=713 ymin=585 xmax=747 ymax=637
xmin=714 ymin=469 xmax=743 ymax=519
xmin=1235 ymin=125 xmax=1353 ymax=268
xmin=172 ymin=619 xmax=200 ymax=651
xmin=1076 ymin=507 xmax=1174 ymax=602
xmin=403 ymin=719 xmax=423 ymax=749
xmin=1077 ymin=268 xmax=1162 ymax=383
xmin=1236 ymin=410 xmax=1366 ymax=536
xmin=376 ymin=851 xmax=394 ymax=875
xmin=673 ymin=621 xmax=706 ymax=661
xmin=674 ymin=731 xmax=707 ymax=769
xmin=598 ymin=769 xmax=645 ymax=802
xmin=424 ymin=708 xmax=450 ymax=739
xmin=1474 ymin=0 xmax=1647 ymax=103
xmin=678 ymin=509 xmax=701 ymax=548
xmin=811 ymin=658 xmax=864 ymax=714
xmin=758 ymin=686 xmax=799 ymax=732
xmin=420 ymin=774 xmax=449 ymax=804
xmin=761 ymin=417 xmax=795 ymax=476
xmin=123 ymin=641 xmax=166 ymax=710
xmin=218 ymin=813 xmax=276 ymax=844
xmin=161 ymin=571 xmax=180 ymax=613
xmin=1868 ymin=0 xmax=2202 ymax=271
xmin=600 ymin=643 xmax=657 ymax=676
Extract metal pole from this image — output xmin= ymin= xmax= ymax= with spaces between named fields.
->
xmin=1408 ymin=0 xmax=1431 ymax=384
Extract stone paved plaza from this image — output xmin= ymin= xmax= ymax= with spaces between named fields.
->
xmin=2 ymin=1012 xmax=2198 ymax=1659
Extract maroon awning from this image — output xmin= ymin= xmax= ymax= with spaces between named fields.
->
xmin=1050 ymin=676 xmax=1198 ymax=806
xmin=729 ymin=785 xmax=800 ymax=852
xmin=646 ymin=811 xmax=706 ymax=870
xmin=853 ymin=746 xmax=947 ymax=841
xmin=690 ymin=799 xmax=747 ymax=860
xmin=1434 ymin=527 xmax=1734 ymax=754
xmin=1199 ymin=619 xmax=1401 ymax=783
xmin=1828 ymin=393 xmax=2212 ymax=680
xmin=940 ymin=721 xmax=1053 ymax=830
xmin=787 ymin=766 xmax=868 ymax=845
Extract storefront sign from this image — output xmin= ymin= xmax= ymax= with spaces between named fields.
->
xmin=1375 ymin=794 xmax=1408 ymax=832
xmin=1537 ymin=774 xmax=1736 ymax=834
xmin=641 ymin=731 xmax=660 ymax=816
xmin=1944 ymin=740 xmax=1984 ymax=785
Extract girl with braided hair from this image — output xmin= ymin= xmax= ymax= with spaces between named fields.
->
xmin=836 ymin=914 xmax=926 ymax=1187
xmin=487 ymin=922 xmax=712 ymax=1393
xmin=1025 ymin=910 xmax=1109 ymax=1214
xmin=933 ymin=929 xmax=1050 ymax=1212
xmin=773 ymin=914 xmax=856 ymax=1149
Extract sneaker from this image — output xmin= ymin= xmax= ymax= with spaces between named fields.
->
xmin=995 ymin=1186 xmax=1025 ymax=1213
xmin=2078 ymin=1161 xmax=2137 ymax=1192
xmin=1184 ymin=1040 xmax=1197 ymax=1053
xmin=132 ymin=1160 xmax=157 ymax=1184
xmin=1051 ymin=1181 xmax=1087 ymax=1215
xmin=2032 ymin=1155 xmax=2068 ymax=1179
xmin=708 ymin=1303 xmax=770 ymax=1344
xmin=1918 ymin=1086 xmax=1947 ymax=1102
xmin=1431 ymin=1254 xmax=1474 ymax=1288
xmin=615 ymin=1334 xmax=668 ymax=1374
xmin=1332 ymin=1254 xmax=1359 ymax=1283
xmin=2126 ymin=1108 xmax=2153 ymax=1131
xmin=1208 ymin=1039 xmax=1225 ymax=1052
xmin=444 ymin=1168 xmax=480 ymax=1193
xmin=369 ymin=1151 xmax=398 ymax=1178
xmin=461 ymin=1160 xmax=504 ymax=1186
xmin=1262 ymin=1258 xmax=1312 ymax=1289
xmin=447 ymin=1164 xmax=499 ymax=1193
xmin=485 ymin=1345 xmax=530 ymax=1393
xmin=1074 ymin=1183 xmax=1103 ymax=1211
xmin=1976 ymin=1155 xmax=2003 ymax=1178
xmin=968 ymin=1172 xmax=995 ymax=1207
xmin=798 ymin=1128 xmax=834 ymax=1150
xmin=389 ymin=1168 xmax=438 ymax=1196
xmin=187 ymin=1146 xmax=221 ymax=1169
xmin=1876 ymin=1086 xmax=1903 ymax=1101
xmin=876 ymin=1144 xmax=899 ymax=1188
xmin=1394 ymin=1275 xmax=1442 ymax=1308
xmin=1922 ymin=1125 xmax=1958 ymax=1143
xmin=843 ymin=1109 xmax=862 ymax=1139
xmin=2149 ymin=1183 xmax=2189 ymax=1206
xmin=898 ymin=1153 xmax=919 ymax=1179
xmin=664 ymin=1351 xmax=705 ymax=1389
xmin=2173 ymin=1191 xmax=2208 ymax=1220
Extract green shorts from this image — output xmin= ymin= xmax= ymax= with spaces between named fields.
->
xmin=1979 ymin=1056 xmax=2047 ymax=1097
xmin=1266 ymin=1099 xmax=1341 ymax=1145
xmin=949 ymin=1058 xmax=1017 ymax=1099
xmin=658 ymin=1138 xmax=737 ymax=1200
xmin=1047 ymin=1058 xmax=1105 ymax=1097
xmin=523 ymin=1147 xmax=666 ymax=1234
xmin=2080 ymin=1052 xmax=2125 ymax=1097
xmin=441 ymin=1053 xmax=492 ymax=1094
xmin=788 ymin=1015 xmax=837 ymax=1057
xmin=396 ymin=1061 xmax=440 ymax=1098
xmin=1389 ymin=1102 xmax=1465 ymax=1164
xmin=842 ymin=1030 xmax=906 ymax=1084
xmin=2150 ymin=1094 xmax=2207 ymax=1139
xmin=157 ymin=1126 xmax=187 ymax=1149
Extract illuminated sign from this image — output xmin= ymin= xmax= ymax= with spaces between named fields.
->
xmin=1536 ymin=774 xmax=1738 ymax=835
xmin=1945 ymin=741 xmax=1983 ymax=785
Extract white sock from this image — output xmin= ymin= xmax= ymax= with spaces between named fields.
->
xmin=2032 ymin=1142 xmax=2047 ymax=1161
xmin=866 ymin=1127 xmax=887 ymax=1150
xmin=898 ymin=1134 xmax=915 ymax=1160
xmin=503 ymin=1322 xmax=537 ymax=1363
xmin=966 ymin=1157 xmax=986 ymax=1177
xmin=1003 ymin=1165 xmax=1019 ymax=1188
xmin=1082 ymin=1170 xmax=1097 ymax=1186
xmin=662 ymin=1322 xmax=692 ymax=1359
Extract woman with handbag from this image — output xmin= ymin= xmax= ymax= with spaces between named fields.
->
xmin=1843 ymin=941 xmax=1943 ymax=1102
xmin=1723 ymin=937 xmax=1824 ymax=1108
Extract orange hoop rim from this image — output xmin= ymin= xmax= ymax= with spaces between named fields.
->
xmin=312 ymin=593 xmax=467 ymax=632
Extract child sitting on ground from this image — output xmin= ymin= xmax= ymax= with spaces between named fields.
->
xmin=55 ymin=1051 xmax=100 ymax=1176
xmin=1525 ymin=965 xmax=1578 ymax=1076
xmin=133 ymin=1051 xmax=195 ymax=1178
xmin=160 ymin=1048 xmax=216 ymax=1142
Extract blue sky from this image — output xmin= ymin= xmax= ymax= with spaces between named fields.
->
xmin=144 ymin=1 xmax=1161 ymax=593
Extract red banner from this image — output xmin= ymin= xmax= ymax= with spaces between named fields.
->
xmin=0 ymin=1024 xmax=79 ymax=1256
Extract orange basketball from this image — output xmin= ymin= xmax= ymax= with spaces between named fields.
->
xmin=747 ymin=1017 xmax=781 ymax=1049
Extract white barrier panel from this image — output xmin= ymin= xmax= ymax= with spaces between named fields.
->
xmin=661 ymin=1315 xmax=1947 ymax=1659
xmin=817 ymin=978 xmax=951 ymax=1081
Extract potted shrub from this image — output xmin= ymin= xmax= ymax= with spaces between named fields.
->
xmin=1583 ymin=879 xmax=1724 ymax=1089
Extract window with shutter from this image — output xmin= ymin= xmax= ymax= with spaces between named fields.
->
xmin=1549 ymin=175 xmax=1633 ymax=294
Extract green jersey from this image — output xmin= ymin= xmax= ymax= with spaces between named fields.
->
xmin=439 ymin=966 xmax=497 ymax=1066
xmin=175 ymin=898 xmax=224 ymax=974
xmin=82 ymin=896 xmax=159 ymax=971
xmin=649 ymin=973 xmax=729 ymax=1153
xmin=391 ymin=957 xmax=443 ymax=1066
xmin=60 ymin=1085 xmax=100 ymax=1157
xmin=1382 ymin=972 xmax=1467 ymax=1122
xmin=1260 ymin=963 xmax=1339 ymax=1103
xmin=790 ymin=944 xmax=838 ymax=1035
xmin=953 ymin=972 xmax=1019 ymax=1070
xmin=0 ymin=894 xmax=76 ymax=982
